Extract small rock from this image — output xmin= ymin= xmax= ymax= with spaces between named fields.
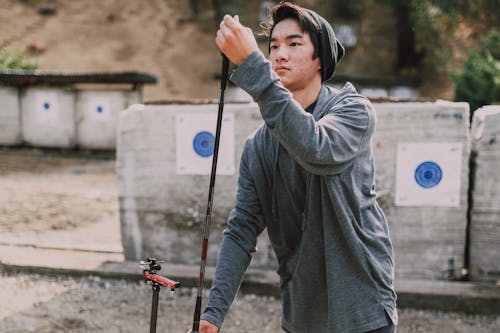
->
xmin=26 ymin=41 xmax=46 ymax=54
xmin=37 ymin=4 xmax=57 ymax=16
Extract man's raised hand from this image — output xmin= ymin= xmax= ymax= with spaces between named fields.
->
xmin=216 ymin=14 xmax=260 ymax=66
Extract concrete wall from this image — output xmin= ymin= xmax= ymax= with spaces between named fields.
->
xmin=116 ymin=103 xmax=274 ymax=269
xmin=21 ymin=87 xmax=76 ymax=148
xmin=0 ymin=87 xmax=21 ymax=145
xmin=373 ymin=102 xmax=470 ymax=280
xmin=117 ymin=101 xmax=476 ymax=280
xmin=76 ymin=90 xmax=140 ymax=150
xmin=469 ymin=106 xmax=500 ymax=282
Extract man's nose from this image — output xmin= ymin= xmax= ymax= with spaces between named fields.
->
xmin=274 ymin=46 xmax=288 ymax=62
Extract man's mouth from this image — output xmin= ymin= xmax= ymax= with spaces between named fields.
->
xmin=275 ymin=66 xmax=289 ymax=73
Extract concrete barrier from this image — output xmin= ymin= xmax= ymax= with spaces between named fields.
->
xmin=372 ymin=101 xmax=470 ymax=280
xmin=0 ymin=70 xmax=153 ymax=149
xmin=0 ymin=87 xmax=21 ymax=145
xmin=76 ymin=90 xmax=140 ymax=150
xmin=21 ymin=87 xmax=76 ymax=148
xmin=117 ymin=101 xmax=473 ymax=279
xmin=116 ymin=103 xmax=274 ymax=269
xmin=469 ymin=105 xmax=500 ymax=282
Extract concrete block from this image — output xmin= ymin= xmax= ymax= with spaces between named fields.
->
xmin=469 ymin=105 xmax=500 ymax=282
xmin=21 ymin=87 xmax=76 ymax=148
xmin=116 ymin=103 xmax=275 ymax=269
xmin=0 ymin=87 xmax=21 ymax=145
xmin=76 ymin=90 xmax=140 ymax=150
xmin=372 ymin=101 xmax=470 ymax=280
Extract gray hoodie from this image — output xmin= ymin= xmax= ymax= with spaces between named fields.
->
xmin=201 ymin=51 xmax=397 ymax=332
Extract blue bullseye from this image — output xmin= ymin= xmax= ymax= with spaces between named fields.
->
xmin=43 ymin=102 xmax=51 ymax=110
xmin=193 ymin=131 xmax=215 ymax=158
xmin=97 ymin=105 xmax=104 ymax=113
xmin=414 ymin=161 xmax=442 ymax=189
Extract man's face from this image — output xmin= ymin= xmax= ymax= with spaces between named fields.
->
xmin=269 ymin=18 xmax=321 ymax=92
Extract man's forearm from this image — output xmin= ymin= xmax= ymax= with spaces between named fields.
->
xmin=201 ymin=234 xmax=252 ymax=327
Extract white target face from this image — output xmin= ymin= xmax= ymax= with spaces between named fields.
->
xmin=35 ymin=91 xmax=60 ymax=126
xmin=395 ymin=142 xmax=463 ymax=207
xmin=175 ymin=111 xmax=235 ymax=175
xmin=87 ymin=97 xmax=111 ymax=121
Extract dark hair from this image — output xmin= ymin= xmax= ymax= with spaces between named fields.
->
xmin=263 ymin=1 xmax=321 ymax=59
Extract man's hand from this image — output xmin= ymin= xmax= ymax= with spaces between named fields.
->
xmin=199 ymin=319 xmax=219 ymax=333
xmin=216 ymin=14 xmax=260 ymax=66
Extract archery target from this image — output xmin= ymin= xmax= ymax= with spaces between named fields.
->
xmin=414 ymin=161 xmax=442 ymax=188
xmin=176 ymin=111 xmax=235 ymax=175
xmin=395 ymin=143 xmax=463 ymax=207
xmin=192 ymin=131 xmax=215 ymax=157
xmin=35 ymin=91 xmax=60 ymax=126
xmin=87 ymin=97 xmax=111 ymax=121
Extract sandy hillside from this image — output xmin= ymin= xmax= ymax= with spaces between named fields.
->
xmin=0 ymin=0 xmax=493 ymax=102
xmin=0 ymin=0 xmax=222 ymax=102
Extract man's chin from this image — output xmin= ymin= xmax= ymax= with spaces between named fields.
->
xmin=281 ymin=81 xmax=296 ymax=91
xmin=279 ymin=77 xmax=292 ymax=89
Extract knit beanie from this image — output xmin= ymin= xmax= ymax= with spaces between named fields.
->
xmin=306 ymin=9 xmax=345 ymax=82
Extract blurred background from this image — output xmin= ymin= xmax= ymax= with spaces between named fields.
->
xmin=0 ymin=1 xmax=499 ymax=332
xmin=0 ymin=0 xmax=498 ymax=109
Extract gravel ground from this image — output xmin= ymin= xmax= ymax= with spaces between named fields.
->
xmin=0 ymin=272 xmax=499 ymax=333
xmin=0 ymin=149 xmax=499 ymax=332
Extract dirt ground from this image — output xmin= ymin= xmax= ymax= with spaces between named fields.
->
xmin=1 ymin=149 xmax=500 ymax=332
xmin=0 ymin=0 xmax=222 ymax=102
xmin=0 ymin=150 xmax=118 ymax=234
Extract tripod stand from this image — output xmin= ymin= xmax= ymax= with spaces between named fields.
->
xmin=140 ymin=257 xmax=181 ymax=333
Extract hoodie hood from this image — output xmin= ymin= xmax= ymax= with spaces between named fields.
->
xmin=306 ymin=9 xmax=345 ymax=82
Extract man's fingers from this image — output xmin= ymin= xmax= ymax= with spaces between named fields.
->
xmin=223 ymin=14 xmax=235 ymax=25
xmin=223 ymin=14 xmax=243 ymax=31
xmin=219 ymin=15 xmax=244 ymax=46
xmin=215 ymin=30 xmax=226 ymax=48
xmin=216 ymin=13 xmax=258 ymax=65
xmin=216 ymin=29 xmax=225 ymax=41
xmin=219 ymin=22 xmax=233 ymax=38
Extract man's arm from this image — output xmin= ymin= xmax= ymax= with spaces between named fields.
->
xmin=232 ymin=51 xmax=373 ymax=175
xmin=216 ymin=15 xmax=373 ymax=175
xmin=201 ymin=141 xmax=266 ymax=329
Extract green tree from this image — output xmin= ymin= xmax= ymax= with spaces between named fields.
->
xmin=321 ymin=0 xmax=499 ymax=75
xmin=453 ymin=30 xmax=500 ymax=116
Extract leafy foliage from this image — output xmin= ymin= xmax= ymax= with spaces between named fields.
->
xmin=0 ymin=47 xmax=38 ymax=70
xmin=321 ymin=0 xmax=499 ymax=75
xmin=453 ymin=30 xmax=500 ymax=115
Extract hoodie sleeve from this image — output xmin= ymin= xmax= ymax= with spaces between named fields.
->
xmin=231 ymin=51 xmax=373 ymax=175
xmin=201 ymin=140 xmax=266 ymax=328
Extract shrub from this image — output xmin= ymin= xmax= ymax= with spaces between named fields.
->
xmin=0 ymin=47 xmax=39 ymax=70
xmin=453 ymin=30 xmax=500 ymax=117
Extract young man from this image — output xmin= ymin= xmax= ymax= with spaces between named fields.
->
xmin=200 ymin=2 xmax=397 ymax=332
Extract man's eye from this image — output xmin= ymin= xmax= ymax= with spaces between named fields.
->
xmin=290 ymin=42 xmax=299 ymax=47
xmin=270 ymin=45 xmax=278 ymax=50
